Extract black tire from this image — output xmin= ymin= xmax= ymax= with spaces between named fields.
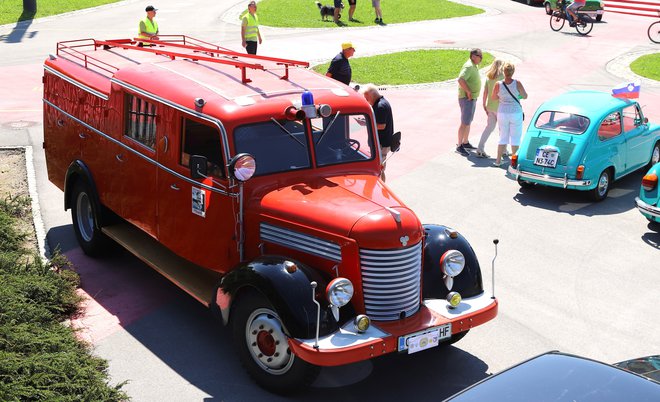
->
xmin=518 ymin=177 xmax=535 ymax=188
xmin=575 ymin=17 xmax=593 ymax=35
xmin=71 ymin=180 xmax=108 ymax=256
xmin=590 ymin=169 xmax=611 ymax=201
xmin=649 ymin=21 xmax=660 ymax=44
xmin=231 ymin=291 xmax=320 ymax=394
xmin=596 ymin=14 xmax=602 ymax=22
xmin=545 ymin=2 xmax=552 ymax=15
xmin=550 ymin=11 xmax=565 ymax=31
xmin=442 ymin=330 xmax=469 ymax=347
xmin=648 ymin=142 xmax=660 ymax=169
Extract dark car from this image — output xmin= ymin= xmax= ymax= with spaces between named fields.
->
xmin=443 ymin=351 xmax=660 ymax=402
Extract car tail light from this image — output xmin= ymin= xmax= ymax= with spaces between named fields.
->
xmin=576 ymin=165 xmax=585 ymax=180
xmin=511 ymin=154 xmax=518 ymax=169
xmin=642 ymin=173 xmax=658 ymax=191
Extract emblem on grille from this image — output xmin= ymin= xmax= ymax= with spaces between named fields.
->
xmin=400 ymin=235 xmax=409 ymax=247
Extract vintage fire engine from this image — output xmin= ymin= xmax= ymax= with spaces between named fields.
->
xmin=43 ymin=36 xmax=498 ymax=393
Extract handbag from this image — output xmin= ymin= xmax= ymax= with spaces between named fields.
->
xmin=502 ymin=81 xmax=524 ymax=121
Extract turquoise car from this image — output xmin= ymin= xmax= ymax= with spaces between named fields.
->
xmin=508 ymin=91 xmax=660 ymax=201
xmin=635 ymin=163 xmax=660 ymax=223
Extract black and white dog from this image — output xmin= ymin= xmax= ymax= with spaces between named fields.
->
xmin=315 ymin=1 xmax=343 ymax=21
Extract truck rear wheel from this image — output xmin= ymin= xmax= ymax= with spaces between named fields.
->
xmin=71 ymin=180 xmax=107 ymax=256
xmin=231 ymin=291 xmax=320 ymax=394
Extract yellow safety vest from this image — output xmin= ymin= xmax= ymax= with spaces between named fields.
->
xmin=242 ymin=13 xmax=259 ymax=41
xmin=138 ymin=17 xmax=158 ymax=40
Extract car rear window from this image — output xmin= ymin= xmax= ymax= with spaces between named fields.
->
xmin=535 ymin=111 xmax=590 ymax=134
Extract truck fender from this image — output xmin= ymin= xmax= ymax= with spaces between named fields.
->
xmin=64 ymin=160 xmax=101 ymax=214
xmin=422 ymin=224 xmax=484 ymax=300
xmin=215 ymin=256 xmax=340 ymax=339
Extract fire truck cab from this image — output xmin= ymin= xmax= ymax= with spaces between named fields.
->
xmin=43 ymin=36 xmax=498 ymax=393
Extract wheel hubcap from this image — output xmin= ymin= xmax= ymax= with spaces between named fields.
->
xmin=652 ymin=146 xmax=660 ymax=165
xmin=76 ymin=192 xmax=94 ymax=242
xmin=598 ymin=173 xmax=609 ymax=196
xmin=246 ymin=308 xmax=293 ymax=373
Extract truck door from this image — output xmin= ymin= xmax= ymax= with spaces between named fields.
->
xmin=157 ymin=114 xmax=238 ymax=271
xmin=117 ymin=92 xmax=159 ymax=237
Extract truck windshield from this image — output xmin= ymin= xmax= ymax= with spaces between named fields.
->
xmin=233 ymin=114 xmax=375 ymax=176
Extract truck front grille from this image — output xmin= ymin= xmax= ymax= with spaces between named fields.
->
xmin=360 ymin=242 xmax=422 ymax=321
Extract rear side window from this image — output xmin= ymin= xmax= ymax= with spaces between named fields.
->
xmin=180 ymin=118 xmax=225 ymax=178
xmin=598 ymin=112 xmax=621 ymax=140
xmin=535 ymin=111 xmax=590 ymax=134
xmin=125 ymin=94 xmax=157 ymax=149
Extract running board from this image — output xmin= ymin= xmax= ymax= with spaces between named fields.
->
xmin=102 ymin=223 xmax=221 ymax=307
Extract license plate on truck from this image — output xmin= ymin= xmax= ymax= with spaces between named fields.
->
xmin=398 ymin=324 xmax=452 ymax=354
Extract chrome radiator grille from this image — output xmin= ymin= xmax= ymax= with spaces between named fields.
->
xmin=360 ymin=242 xmax=422 ymax=321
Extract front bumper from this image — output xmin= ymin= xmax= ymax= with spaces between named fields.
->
xmin=289 ymin=292 xmax=498 ymax=367
xmin=635 ymin=197 xmax=660 ymax=219
xmin=508 ymin=165 xmax=592 ymax=189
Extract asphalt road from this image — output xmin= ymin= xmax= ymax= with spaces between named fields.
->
xmin=1 ymin=0 xmax=659 ymax=400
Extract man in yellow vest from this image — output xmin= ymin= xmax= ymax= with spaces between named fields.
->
xmin=138 ymin=5 xmax=159 ymax=47
xmin=241 ymin=1 xmax=262 ymax=55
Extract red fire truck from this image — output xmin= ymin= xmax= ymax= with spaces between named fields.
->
xmin=43 ymin=36 xmax=498 ymax=393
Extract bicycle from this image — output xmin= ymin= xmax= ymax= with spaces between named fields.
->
xmin=550 ymin=0 xmax=594 ymax=36
xmin=648 ymin=10 xmax=660 ymax=44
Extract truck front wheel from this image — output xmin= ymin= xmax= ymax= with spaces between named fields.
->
xmin=231 ymin=291 xmax=320 ymax=394
xmin=71 ymin=180 xmax=107 ymax=256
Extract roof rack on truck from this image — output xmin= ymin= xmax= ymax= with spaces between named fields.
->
xmin=55 ymin=35 xmax=309 ymax=83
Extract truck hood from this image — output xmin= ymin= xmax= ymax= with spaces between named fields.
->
xmin=256 ymin=175 xmax=423 ymax=249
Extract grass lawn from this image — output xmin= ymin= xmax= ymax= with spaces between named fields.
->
xmin=630 ymin=53 xmax=660 ymax=81
xmin=0 ymin=0 xmax=119 ymax=25
xmin=313 ymin=49 xmax=494 ymax=85
xmin=256 ymin=0 xmax=483 ymax=28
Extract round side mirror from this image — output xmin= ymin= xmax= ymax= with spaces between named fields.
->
xmin=229 ymin=153 xmax=256 ymax=182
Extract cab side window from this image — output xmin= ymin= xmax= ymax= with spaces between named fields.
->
xmin=180 ymin=118 xmax=225 ymax=178
xmin=598 ymin=112 xmax=621 ymax=141
xmin=622 ymin=105 xmax=643 ymax=132
xmin=125 ymin=94 xmax=157 ymax=149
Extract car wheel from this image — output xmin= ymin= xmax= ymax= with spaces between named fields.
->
xmin=527 ymin=0 xmax=532 ymax=5
xmin=231 ymin=291 xmax=320 ymax=394
xmin=648 ymin=142 xmax=660 ymax=169
xmin=596 ymin=14 xmax=602 ymax=22
xmin=71 ymin=180 xmax=108 ymax=256
xmin=442 ymin=330 xmax=469 ymax=346
xmin=590 ymin=169 xmax=611 ymax=202
xmin=518 ymin=177 xmax=535 ymax=189
xmin=545 ymin=2 xmax=552 ymax=15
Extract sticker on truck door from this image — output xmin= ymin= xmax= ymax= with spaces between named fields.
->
xmin=192 ymin=187 xmax=206 ymax=217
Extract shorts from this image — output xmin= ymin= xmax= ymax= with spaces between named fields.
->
xmin=497 ymin=112 xmax=523 ymax=146
xmin=335 ymin=0 xmax=342 ymax=7
xmin=348 ymin=0 xmax=356 ymax=5
xmin=372 ymin=0 xmax=381 ymax=7
xmin=458 ymin=97 xmax=477 ymax=126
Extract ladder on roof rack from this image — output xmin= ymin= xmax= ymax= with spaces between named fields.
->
xmin=98 ymin=35 xmax=310 ymax=83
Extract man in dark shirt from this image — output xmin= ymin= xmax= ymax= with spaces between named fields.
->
xmin=326 ymin=42 xmax=355 ymax=86
xmin=362 ymin=84 xmax=393 ymax=181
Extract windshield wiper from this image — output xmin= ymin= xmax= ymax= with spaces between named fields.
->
xmin=270 ymin=117 xmax=306 ymax=148
xmin=315 ymin=111 xmax=340 ymax=145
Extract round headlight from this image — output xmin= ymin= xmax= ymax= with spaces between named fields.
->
xmin=326 ymin=277 xmax=353 ymax=307
xmin=229 ymin=153 xmax=256 ymax=182
xmin=441 ymin=250 xmax=465 ymax=277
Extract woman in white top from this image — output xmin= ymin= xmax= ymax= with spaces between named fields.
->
xmin=492 ymin=62 xmax=528 ymax=167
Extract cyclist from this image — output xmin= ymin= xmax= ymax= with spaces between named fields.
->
xmin=566 ymin=0 xmax=586 ymax=26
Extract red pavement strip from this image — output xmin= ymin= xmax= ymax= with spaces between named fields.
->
xmin=4 ymin=8 xmax=659 ymax=342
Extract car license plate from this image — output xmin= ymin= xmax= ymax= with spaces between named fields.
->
xmin=398 ymin=324 xmax=451 ymax=354
xmin=534 ymin=149 xmax=558 ymax=168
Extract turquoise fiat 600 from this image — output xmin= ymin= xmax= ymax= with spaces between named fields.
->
xmin=635 ymin=162 xmax=660 ymax=223
xmin=508 ymin=91 xmax=660 ymax=201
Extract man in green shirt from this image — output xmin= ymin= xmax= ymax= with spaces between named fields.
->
xmin=456 ymin=48 xmax=483 ymax=156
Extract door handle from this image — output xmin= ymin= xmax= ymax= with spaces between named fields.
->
xmin=162 ymin=136 xmax=169 ymax=152
xmin=170 ymin=184 xmax=180 ymax=191
xmin=115 ymin=154 xmax=124 ymax=162
xmin=56 ymin=119 xmax=64 ymax=127
xmin=79 ymin=132 xmax=86 ymax=139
